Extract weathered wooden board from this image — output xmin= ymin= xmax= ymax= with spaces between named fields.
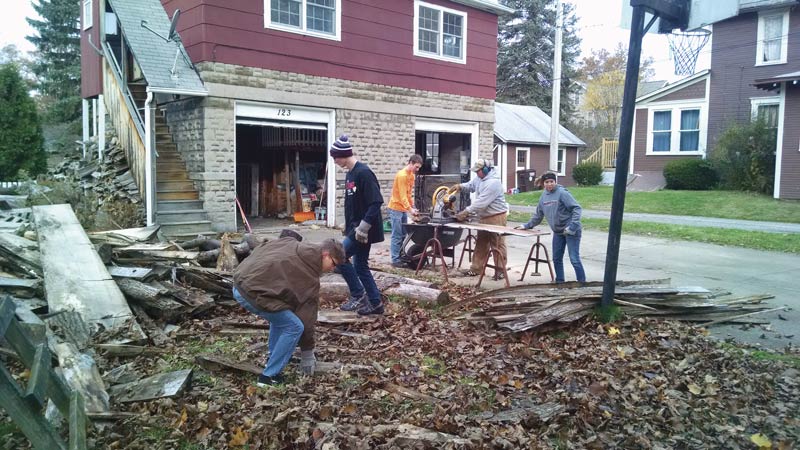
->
xmin=0 ymin=232 xmax=42 ymax=276
xmin=107 ymin=266 xmax=153 ymax=280
xmin=32 ymin=204 xmax=145 ymax=341
xmin=318 ymin=309 xmax=378 ymax=324
xmin=108 ymin=369 xmax=192 ymax=403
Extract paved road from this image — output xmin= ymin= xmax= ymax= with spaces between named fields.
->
xmin=258 ymin=223 xmax=799 ymax=351
xmin=509 ymin=205 xmax=800 ymax=234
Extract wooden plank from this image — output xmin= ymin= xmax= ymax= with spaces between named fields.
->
xmin=445 ymin=222 xmax=550 ymax=238
xmin=0 ymin=296 xmax=15 ymax=337
xmin=13 ymin=300 xmax=46 ymax=344
xmin=0 ymin=232 xmax=42 ymax=277
xmin=318 ymin=309 xmax=379 ymax=324
xmin=32 ymin=205 xmax=145 ymax=341
xmin=108 ymin=368 xmax=192 ymax=403
xmin=24 ymin=344 xmax=50 ymax=408
xmin=45 ymin=311 xmax=92 ymax=350
xmin=69 ymin=391 xmax=87 ymax=450
xmin=0 ymin=276 xmax=40 ymax=290
xmin=0 ymin=364 xmax=67 ymax=450
xmin=107 ymin=266 xmax=153 ymax=280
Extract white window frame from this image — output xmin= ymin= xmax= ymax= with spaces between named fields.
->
xmin=557 ymin=147 xmax=566 ymax=176
xmin=413 ymin=0 xmax=467 ymax=64
xmin=264 ymin=0 xmax=342 ymax=42
xmin=82 ymin=0 xmax=92 ymax=30
xmin=515 ymin=147 xmax=529 ymax=171
xmin=755 ymin=9 xmax=789 ymax=66
xmin=645 ymin=100 xmax=706 ymax=156
xmin=750 ymin=96 xmax=781 ymax=128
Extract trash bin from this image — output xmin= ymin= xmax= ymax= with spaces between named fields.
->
xmin=516 ymin=169 xmax=537 ymax=192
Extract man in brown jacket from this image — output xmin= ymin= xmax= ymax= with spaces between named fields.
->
xmin=232 ymin=235 xmax=345 ymax=386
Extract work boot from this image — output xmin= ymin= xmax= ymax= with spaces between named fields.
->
xmin=340 ymin=293 xmax=367 ymax=312
xmin=257 ymin=374 xmax=285 ymax=387
xmin=357 ymin=299 xmax=384 ymax=316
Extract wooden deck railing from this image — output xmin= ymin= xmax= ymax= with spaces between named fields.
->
xmin=583 ymin=139 xmax=618 ymax=168
xmin=0 ymin=297 xmax=87 ymax=450
xmin=102 ymin=57 xmax=147 ymax=200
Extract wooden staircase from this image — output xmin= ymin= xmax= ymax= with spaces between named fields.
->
xmin=153 ymin=114 xmax=215 ymax=239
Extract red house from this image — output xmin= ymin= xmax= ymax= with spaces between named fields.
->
xmin=80 ymin=0 xmax=512 ymax=235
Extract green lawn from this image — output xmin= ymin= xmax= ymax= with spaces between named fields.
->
xmin=506 ymin=187 xmax=800 ymax=224
xmin=507 ymin=212 xmax=800 ymax=254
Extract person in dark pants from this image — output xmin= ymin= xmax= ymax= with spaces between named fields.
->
xmin=517 ymin=172 xmax=586 ymax=283
xmin=329 ymin=134 xmax=386 ymax=315
xmin=232 ymin=236 xmax=346 ymax=386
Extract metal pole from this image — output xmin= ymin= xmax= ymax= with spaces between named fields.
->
xmin=601 ymin=4 xmax=645 ymax=307
xmin=548 ymin=0 xmax=563 ymax=173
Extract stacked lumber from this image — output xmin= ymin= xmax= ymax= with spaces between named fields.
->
xmin=461 ymin=280 xmax=778 ymax=333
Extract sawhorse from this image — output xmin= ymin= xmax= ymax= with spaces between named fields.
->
xmin=519 ymin=235 xmax=554 ymax=282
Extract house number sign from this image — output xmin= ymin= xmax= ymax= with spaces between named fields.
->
xmin=277 ymin=108 xmax=292 ymax=117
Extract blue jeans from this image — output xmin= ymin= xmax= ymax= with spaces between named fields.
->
xmin=388 ymin=209 xmax=407 ymax=263
xmin=338 ymin=236 xmax=381 ymax=303
xmin=233 ymin=287 xmax=303 ymax=377
xmin=552 ymin=230 xmax=586 ymax=283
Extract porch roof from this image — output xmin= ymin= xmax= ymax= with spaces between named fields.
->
xmin=108 ymin=0 xmax=207 ymax=95
xmin=754 ymin=71 xmax=800 ymax=91
xmin=494 ymin=102 xmax=585 ymax=147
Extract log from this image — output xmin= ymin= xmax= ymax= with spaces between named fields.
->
xmin=320 ymin=281 xmax=448 ymax=305
xmin=216 ymin=234 xmax=239 ymax=272
xmin=116 ymin=278 xmax=184 ymax=321
xmin=371 ymin=271 xmax=435 ymax=288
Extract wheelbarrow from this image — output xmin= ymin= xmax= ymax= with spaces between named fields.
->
xmin=399 ymin=223 xmax=464 ymax=269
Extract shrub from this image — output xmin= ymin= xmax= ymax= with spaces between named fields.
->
xmin=572 ymin=162 xmax=603 ymax=186
xmin=711 ymin=120 xmax=776 ymax=194
xmin=0 ymin=63 xmax=47 ymax=180
xmin=663 ymin=159 xmax=718 ymax=190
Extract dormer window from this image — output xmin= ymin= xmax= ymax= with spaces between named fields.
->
xmin=413 ymin=1 xmax=467 ymax=64
xmin=266 ymin=0 xmax=341 ymax=41
xmin=756 ymin=9 xmax=789 ymax=65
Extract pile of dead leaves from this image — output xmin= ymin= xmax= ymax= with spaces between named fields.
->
xmin=61 ymin=296 xmax=798 ymax=450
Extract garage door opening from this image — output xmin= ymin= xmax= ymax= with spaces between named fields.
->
xmin=235 ymin=124 xmax=328 ymax=223
xmin=414 ymin=131 xmax=472 ymax=213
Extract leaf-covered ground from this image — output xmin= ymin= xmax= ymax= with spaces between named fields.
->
xmin=3 ymin=293 xmax=798 ymax=449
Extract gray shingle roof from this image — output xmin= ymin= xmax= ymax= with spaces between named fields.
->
xmin=494 ymin=102 xmax=586 ymax=147
xmin=108 ymin=0 xmax=206 ymax=95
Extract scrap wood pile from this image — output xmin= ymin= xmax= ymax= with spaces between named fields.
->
xmin=453 ymin=280 xmax=780 ymax=333
xmin=50 ymin=135 xmax=142 ymax=206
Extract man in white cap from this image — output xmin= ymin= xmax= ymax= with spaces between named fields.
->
xmin=451 ymin=158 xmax=509 ymax=279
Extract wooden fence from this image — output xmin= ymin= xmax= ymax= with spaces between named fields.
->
xmin=583 ymin=139 xmax=618 ymax=168
xmin=0 ymin=297 xmax=87 ymax=450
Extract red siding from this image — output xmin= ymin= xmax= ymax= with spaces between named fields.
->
xmin=632 ymin=108 xmax=700 ymax=173
xmin=80 ymin=0 xmax=103 ymax=98
xmin=506 ymin=144 xmax=578 ymax=188
xmin=161 ymin=0 xmax=498 ymax=98
xmin=780 ymin=83 xmax=800 ymax=199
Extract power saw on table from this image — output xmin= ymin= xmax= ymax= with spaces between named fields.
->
xmin=423 ymin=185 xmax=463 ymax=224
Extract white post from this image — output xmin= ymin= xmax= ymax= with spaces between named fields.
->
xmin=97 ymin=95 xmax=106 ymax=161
xmin=82 ymin=99 xmax=89 ymax=159
xmin=548 ymin=0 xmax=563 ymax=173
xmin=144 ymin=92 xmax=155 ymax=226
xmin=92 ymin=98 xmax=98 ymax=139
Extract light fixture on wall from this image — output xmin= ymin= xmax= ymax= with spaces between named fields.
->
xmin=443 ymin=36 xmax=455 ymax=46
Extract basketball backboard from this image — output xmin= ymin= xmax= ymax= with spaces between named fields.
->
xmin=621 ymin=0 xmax=740 ymax=33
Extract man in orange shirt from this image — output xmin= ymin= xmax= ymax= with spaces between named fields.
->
xmin=388 ymin=154 xmax=423 ymax=267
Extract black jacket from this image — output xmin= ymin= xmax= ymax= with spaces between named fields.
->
xmin=344 ymin=161 xmax=384 ymax=244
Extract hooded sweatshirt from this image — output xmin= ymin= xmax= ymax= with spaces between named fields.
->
xmin=459 ymin=168 xmax=509 ymax=218
xmin=233 ymin=237 xmax=322 ymax=350
xmin=523 ymin=184 xmax=582 ymax=234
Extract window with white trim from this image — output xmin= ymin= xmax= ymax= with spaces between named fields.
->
xmin=266 ymin=0 xmax=341 ymax=40
xmin=647 ymin=104 xmax=704 ymax=154
xmin=751 ymin=97 xmax=780 ymax=130
xmin=82 ymin=0 xmax=92 ymax=30
xmin=414 ymin=1 xmax=467 ymax=64
xmin=756 ymin=10 xmax=788 ymax=65
xmin=557 ymin=147 xmax=566 ymax=175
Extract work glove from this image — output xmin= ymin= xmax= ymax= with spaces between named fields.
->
xmin=300 ymin=350 xmax=316 ymax=376
xmin=355 ymin=220 xmax=371 ymax=243
xmin=514 ymin=225 xmax=527 ymax=230
xmin=450 ymin=184 xmax=462 ymax=193
xmin=563 ymin=222 xmax=580 ymax=236
xmin=455 ymin=210 xmax=470 ymax=222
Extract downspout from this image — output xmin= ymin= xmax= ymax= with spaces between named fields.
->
xmin=144 ymin=91 xmax=155 ymax=226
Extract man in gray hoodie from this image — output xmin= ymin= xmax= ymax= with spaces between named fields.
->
xmin=517 ymin=172 xmax=586 ymax=283
xmin=453 ymin=159 xmax=509 ymax=278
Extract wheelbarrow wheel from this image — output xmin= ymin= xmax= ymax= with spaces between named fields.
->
xmin=405 ymin=243 xmax=428 ymax=269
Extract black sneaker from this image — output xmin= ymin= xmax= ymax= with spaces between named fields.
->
xmin=391 ymin=261 xmax=406 ymax=268
xmin=257 ymin=374 xmax=285 ymax=387
xmin=357 ymin=300 xmax=384 ymax=316
xmin=340 ymin=293 xmax=367 ymax=312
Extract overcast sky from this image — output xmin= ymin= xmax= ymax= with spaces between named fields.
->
xmin=2 ymin=0 xmax=709 ymax=82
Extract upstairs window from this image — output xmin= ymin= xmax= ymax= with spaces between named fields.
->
xmin=266 ymin=0 xmax=341 ymax=41
xmin=414 ymin=1 xmax=467 ymax=64
xmin=83 ymin=0 xmax=92 ymax=30
xmin=756 ymin=10 xmax=788 ymax=65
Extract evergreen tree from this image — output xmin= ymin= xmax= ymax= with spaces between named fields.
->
xmin=0 ymin=63 xmax=47 ymax=180
xmin=496 ymin=0 xmax=582 ymax=125
xmin=26 ymin=0 xmax=81 ymax=124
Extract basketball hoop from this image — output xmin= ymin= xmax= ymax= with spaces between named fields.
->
xmin=667 ymin=28 xmax=711 ymax=76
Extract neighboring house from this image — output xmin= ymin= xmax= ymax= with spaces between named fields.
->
xmin=493 ymin=102 xmax=586 ymax=191
xmin=631 ymin=0 xmax=800 ymax=199
xmin=80 ymin=0 xmax=513 ymax=234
